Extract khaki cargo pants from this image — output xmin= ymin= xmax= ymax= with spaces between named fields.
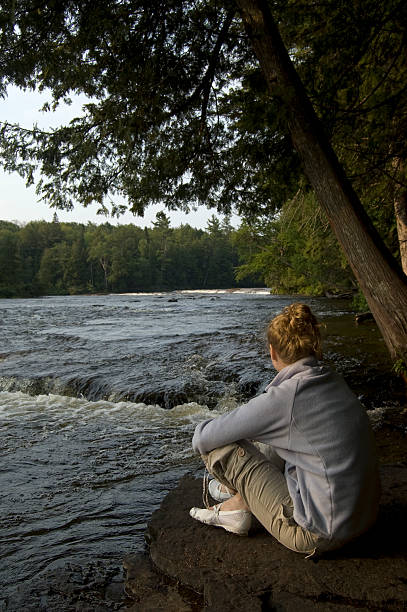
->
xmin=202 ymin=440 xmax=329 ymax=555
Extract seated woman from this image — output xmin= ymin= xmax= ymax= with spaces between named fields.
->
xmin=190 ymin=303 xmax=380 ymax=555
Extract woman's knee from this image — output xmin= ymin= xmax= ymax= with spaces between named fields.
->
xmin=204 ymin=443 xmax=240 ymax=473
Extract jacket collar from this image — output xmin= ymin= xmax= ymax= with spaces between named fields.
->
xmin=266 ymin=356 xmax=320 ymax=389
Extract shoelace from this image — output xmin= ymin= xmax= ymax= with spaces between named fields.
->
xmin=202 ymin=468 xmax=211 ymax=509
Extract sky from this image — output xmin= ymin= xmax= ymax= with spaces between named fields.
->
xmin=0 ymin=86 xmax=239 ymax=229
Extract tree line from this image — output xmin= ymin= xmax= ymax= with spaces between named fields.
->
xmin=0 ymin=210 xmax=358 ymax=299
xmin=0 ymin=213 xmax=243 ymax=296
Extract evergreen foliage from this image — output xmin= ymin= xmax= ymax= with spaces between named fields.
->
xmin=0 ymin=215 xmax=262 ymax=297
xmin=273 ymin=0 xmax=407 ymax=258
xmin=233 ymin=192 xmax=354 ymax=296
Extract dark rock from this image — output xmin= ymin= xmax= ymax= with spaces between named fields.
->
xmin=125 ymin=465 xmax=407 ymax=611
xmin=123 ymin=553 xmax=199 ymax=611
xmin=325 ymin=292 xmax=354 ymax=299
xmin=355 ymin=312 xmax=374 ymax=324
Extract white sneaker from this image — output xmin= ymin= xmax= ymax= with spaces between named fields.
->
xmin=208 ymin=478 xmax=233 ymax=502
xmin=189 ymin=504 xmax=252 ymax=536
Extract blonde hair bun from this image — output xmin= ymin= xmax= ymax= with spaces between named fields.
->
xmin=267 ymin=303 xmax=322 ymax=364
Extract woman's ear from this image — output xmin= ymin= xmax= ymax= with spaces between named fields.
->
xmin=270 ymin=345 xmax=284 ymax=371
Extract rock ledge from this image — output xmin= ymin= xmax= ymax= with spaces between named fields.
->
xmin=124 ymin=464 xmax=407 ymax=611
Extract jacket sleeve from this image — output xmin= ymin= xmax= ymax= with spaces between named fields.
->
xmin=192 ymin=382 xmax=295 ymax=454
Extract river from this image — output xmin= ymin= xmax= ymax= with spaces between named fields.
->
xmin=0 ymin=291 xmax=392 ymax=609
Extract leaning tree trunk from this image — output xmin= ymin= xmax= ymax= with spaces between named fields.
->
xmin=234 ymin=0 xmax=407 ymax=364
xmin=393 ymin=159 xmax=407 ymax=275
xmin=395 ymin=192 xmax=407 ymax=276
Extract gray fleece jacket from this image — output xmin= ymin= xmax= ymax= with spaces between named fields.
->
xmin=192 ymin=356 xmax=380 ymax=543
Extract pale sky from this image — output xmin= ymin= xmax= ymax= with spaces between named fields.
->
xmin=0 ymin=87 xmax=239 ymax=229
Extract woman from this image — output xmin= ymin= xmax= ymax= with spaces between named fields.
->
xmin=190 ymin=303 xmax=380 ymax=555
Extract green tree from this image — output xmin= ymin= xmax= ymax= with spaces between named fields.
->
xmin=86 ymin=223 xmax=114 ymax=291
xmin=151 ymin=212 xmax=173 ymax=289
xmin=137 ymin=227 xmax=159 ymax=290
xmin=0 ymin=228 xmax=22 ymax=296
xmin=18 ymin=220 xmax=63 ymax=293
xmin=108 ymin=224 xmax=143 ymax=291
xmin=235 ymin=193 xmax=354 ymax=295
xmin=37 ymin=242 xmax=67 ymax=294
xmin=65 ymin=235 xmax=88 ymax=293
xmin=170 ymin=224 xmax=206 ymax=288
xmin=200 ymin=215 xmax=237 ymax=288
xmin=0 ymin=220 xmax=20 ymax=232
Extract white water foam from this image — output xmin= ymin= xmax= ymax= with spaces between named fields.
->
xmin=120 ymin=287 xmax=271 ymax=296
xmin=0 ymin=390 xmax=220 ymax=426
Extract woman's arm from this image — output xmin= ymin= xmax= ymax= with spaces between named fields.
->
xmin=192 ymin=383 xmax=294 ymax=454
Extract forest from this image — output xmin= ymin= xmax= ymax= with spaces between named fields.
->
xmin=0 ymin=205 xmax=357 ymax=298
xmin=0 ymin=213 xmax=242 ymax=296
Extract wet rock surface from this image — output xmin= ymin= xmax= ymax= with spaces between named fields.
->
xmin=124 ymin=465 xmax=407 ymax=611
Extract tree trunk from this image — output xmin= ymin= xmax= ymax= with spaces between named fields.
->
xmin=393 ymin=160 xmax=407 ymax=275
xmin=100 ymin=258 xmax=109 ymax=290
xmin=395 ymin=193 xmax=407 ymax=276
xmin=235 ymin=0 xmax=407 ymax=363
